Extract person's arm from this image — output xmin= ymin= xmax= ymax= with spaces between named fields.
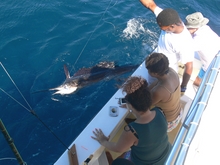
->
xmin=181 ymin=62 xmax=193 ymax=92
xmin=151 ymin=90 xmax=162 ymax=105
xmin=92 ymin=128 xmax=136 ymax=153
xmin=139 ymin=0 xmax=157 ymax=12
xmin=139 ymin=0 xmax=163 ymax=17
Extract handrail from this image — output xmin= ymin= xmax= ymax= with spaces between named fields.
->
xmin=165 ymin=52 xmax=220 ymax=165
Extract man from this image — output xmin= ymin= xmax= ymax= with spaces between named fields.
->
xmin=139 ymin=0 xmax=194 ymax=92
xmin=185 ymin=12 xmax=220 ymax=86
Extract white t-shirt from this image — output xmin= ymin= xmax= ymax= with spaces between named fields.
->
xmin=153 ymin=7 xmax=194 ymax=72
xmin=192 ymin=25 xmax=220 ymax=71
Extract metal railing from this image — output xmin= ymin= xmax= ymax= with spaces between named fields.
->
xmin=165 ymin=51 xmax=220 ymax=165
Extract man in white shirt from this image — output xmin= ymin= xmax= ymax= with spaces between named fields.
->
xmin=185 ymin=12 xmax=220 ymax=86
xmin=139 ymin=0 xmax=194 ymax=93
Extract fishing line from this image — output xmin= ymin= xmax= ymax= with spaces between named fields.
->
xmin=0 ymin=88 xmax=30 ymax=112
xmin=71 ymin=0 xmax=115 ymax=72
xmin=0 ymin=157 xmax=27 ymax=165
xmin=0 ymin=62 xmax=71 ymax=152
xmin=0 ymin=158 xmax=17 ymax=161
xmin=0 ymin=62 xmax=32 ymax=110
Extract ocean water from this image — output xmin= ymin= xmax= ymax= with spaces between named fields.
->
xmin=0 ymin=0 xmax=219 ymax=164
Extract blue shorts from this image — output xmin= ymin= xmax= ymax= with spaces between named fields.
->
xmin=198 ymin=68 xmax=205 ymax=79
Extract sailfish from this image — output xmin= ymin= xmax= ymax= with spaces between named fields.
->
xmin=48 ymin=61 xmax=138 ymax=95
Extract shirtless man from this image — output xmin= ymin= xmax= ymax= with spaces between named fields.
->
xmin=139 ymin=0 xmax=194 ymax=93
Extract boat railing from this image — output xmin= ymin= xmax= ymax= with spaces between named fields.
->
xmin=165 ymin=51 xmax=220 ymax=165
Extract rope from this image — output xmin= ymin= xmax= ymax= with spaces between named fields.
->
xmin=71 ymin=0 xmax=114 ymax=72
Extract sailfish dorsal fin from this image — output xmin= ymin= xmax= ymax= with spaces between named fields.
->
xmin=64 ymin=64 xmax=70 ymax=79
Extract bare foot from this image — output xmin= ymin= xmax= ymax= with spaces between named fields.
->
xmin=193 ymin=76 xmax=201 ymax=87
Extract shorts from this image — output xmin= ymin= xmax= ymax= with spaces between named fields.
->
xmin=167 ymin=109 xmax=183 ymax=132
xmin=197 ymin=68 xmax=205 ymax=79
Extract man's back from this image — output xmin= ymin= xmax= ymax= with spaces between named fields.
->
xmin=192 ymin=25 xmax=220 ymax=71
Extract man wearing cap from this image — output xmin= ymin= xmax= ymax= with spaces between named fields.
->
xmin=139 ymin=0 xmax=194 ymax=93
xmin=185 ymin=12 xmax=220 ymax=86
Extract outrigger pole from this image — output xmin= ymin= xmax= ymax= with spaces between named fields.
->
xmin=0 ymin=119 xmax=26 ymax=165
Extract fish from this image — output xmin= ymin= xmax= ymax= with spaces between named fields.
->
xmin=49 ymin=61 xmax=138 ymax=95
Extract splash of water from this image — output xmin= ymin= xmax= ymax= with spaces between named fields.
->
xmin=122 ymin=18 xmax=146 ymax=39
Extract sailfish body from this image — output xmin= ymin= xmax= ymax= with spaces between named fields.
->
xmin=51 ymin=61 xmax=138 ymax=95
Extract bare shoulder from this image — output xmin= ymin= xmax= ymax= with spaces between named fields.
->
xmin=151 ymin=84 xmax=167 ymax=95
xmin=151 ymin=85 xmax=168 ymax=104
xmin=169 ymin=68 xmax=180 ymax=85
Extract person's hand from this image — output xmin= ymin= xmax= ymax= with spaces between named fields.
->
xmin=91 ymin=128 xmax=109 ymax=145
xmin=119 ymin=104 xmax=127 ymax=109
xmin=139 ymin=0 xmax=157 ymax=11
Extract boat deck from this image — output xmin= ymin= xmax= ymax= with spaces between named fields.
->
xmin=54 ymin=57 xmax=207 ymax=165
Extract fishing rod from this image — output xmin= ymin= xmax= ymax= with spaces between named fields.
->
xmin=0 ymin=119 xmax=27 ymax=165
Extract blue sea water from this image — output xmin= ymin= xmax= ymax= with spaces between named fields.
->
xmin=0 ymin=0 xmax=219 ymax=164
